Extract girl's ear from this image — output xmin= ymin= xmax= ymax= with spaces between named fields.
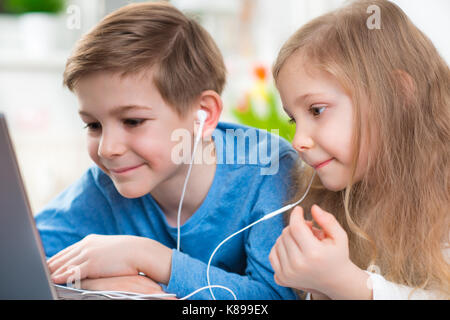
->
xmin=392 ymin=69 xmax=416 ymax=103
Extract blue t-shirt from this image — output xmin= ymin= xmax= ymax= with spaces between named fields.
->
xmin=35 ymin=122 xmax=299 ymax=300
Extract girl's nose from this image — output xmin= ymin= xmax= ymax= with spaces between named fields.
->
xmin=292 ymin=131 xmax=315 ymax=153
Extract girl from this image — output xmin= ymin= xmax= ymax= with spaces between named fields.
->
xmin=269 ymin=0 xmax=449 ymax=299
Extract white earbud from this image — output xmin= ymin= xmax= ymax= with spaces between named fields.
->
xmin=197 ymin=110 xmax=207 ymax=123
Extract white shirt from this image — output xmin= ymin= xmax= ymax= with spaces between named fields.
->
xmin=363 ymin=271 xmax=446 ymax=300
xmin=305 ymin=246 xmax=449 ymax=300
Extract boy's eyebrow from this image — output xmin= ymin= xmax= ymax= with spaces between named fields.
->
xmin=78 ymin=105 xmax=152 ymax=117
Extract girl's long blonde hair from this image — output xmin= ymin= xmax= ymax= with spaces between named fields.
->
xmin=274 ymin=0 xmax=449 ymax=298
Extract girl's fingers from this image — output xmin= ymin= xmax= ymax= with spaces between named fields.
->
xmin=305 ymin=220 xmax=326 ymax=240
xmin=311 ymin=205 xmax=346 ymax=242
xmin=274 ymin=235 xmax=290 ymax=270
xmin=269 ymin=247 xmax=281 ymax=274
xmin=274 ymin=273 xmax=282 ymax=286
xmin=311 ymin=226 xmax=326 ymax=240
xmin=289 ymin=206 xmax=319 ymax=252
xmin=280 ymin=227 xmax=302 ymax=257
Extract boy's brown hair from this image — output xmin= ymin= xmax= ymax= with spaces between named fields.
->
xmin=63 ymin=1 xmax=226 ymax=117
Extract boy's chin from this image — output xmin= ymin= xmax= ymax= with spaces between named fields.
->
xmin=113 ymin=183 xmax=151 ymax=199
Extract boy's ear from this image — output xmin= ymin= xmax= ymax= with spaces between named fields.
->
xmin=197 ymin=90 xmax=223 ymax=138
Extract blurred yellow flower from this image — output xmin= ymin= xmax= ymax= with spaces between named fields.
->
xmin=231 ymin=64 xmax=296 ymax=142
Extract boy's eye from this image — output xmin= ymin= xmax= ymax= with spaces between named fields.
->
xmin=83 ymin=119 xmax=146 ymax=131
xmin=123 ymin=119 xmax=146 ymax=127
xmin=309 ymin=105 xmax=326 ymax=117
xmin=83 ymin=122 xmax=101 ymax=131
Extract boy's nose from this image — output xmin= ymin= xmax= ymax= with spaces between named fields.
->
xmin=98 ymin=131 xmax=126 ymax=159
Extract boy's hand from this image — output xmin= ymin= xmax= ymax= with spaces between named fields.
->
xmin=269 ymin=205 xmax=369 ymax=299
xmin=80 ymin=275 xmax=178 ymax=299
xmin=48 ymin=234 xmax=172 ymax=285
xmin=80 ymin=275 xmax=163 ymax=294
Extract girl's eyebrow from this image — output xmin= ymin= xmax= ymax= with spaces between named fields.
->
xmin=282 ymin=106 xmax=294 ymax=119
xmin=78 ymin=105 xmax=152 ymax=117
xmin=293 ymin=92 xmax=328 ymax=106
xmin=283 ymin=92 xmax=330 ymax=116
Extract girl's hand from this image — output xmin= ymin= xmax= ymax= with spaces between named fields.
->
xmin=269 ymin=204 xmax=362 ymax=298
xmin=48 ymin=234 xmax=168 ymax=284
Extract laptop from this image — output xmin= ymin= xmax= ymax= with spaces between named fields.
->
xmin=0 ymin=113 xmax=175 ymax=300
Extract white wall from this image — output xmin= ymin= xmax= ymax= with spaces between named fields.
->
xmin=392 ymin=0 xmax=450 ymax=63
xmin=1 ymin=0 xmax=448 ymax=214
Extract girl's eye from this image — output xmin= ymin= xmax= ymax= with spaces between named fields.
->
xmin=309 ymin=105 xmax=326 ymax=117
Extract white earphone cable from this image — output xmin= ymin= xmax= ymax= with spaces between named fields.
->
xmin=174 ymin=113 xmax=316 ymax=299
xmin=203 ymin=171 xmax=315 ymax=300
xmin=177 ymin=117 xmax=206 ymax=251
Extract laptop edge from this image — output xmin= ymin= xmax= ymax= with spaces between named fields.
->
xmin=0 ymin=113 xmax=57 ymax=299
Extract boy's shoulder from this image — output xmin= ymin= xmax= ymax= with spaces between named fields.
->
xmin=214 ymin=121 xmax=297 ymax=168
xmin=83 ymin=164 xmax=117 ymax=196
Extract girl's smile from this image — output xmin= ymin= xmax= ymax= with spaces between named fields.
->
xmin=312 ymin=158 xmax=334 ymax=170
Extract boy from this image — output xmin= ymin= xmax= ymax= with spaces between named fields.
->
xmin=36 ymin=2 xmax=298 ymax=300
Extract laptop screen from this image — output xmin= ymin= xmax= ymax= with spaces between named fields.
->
xmin=0 ymin=113 xmax=56 ymax=299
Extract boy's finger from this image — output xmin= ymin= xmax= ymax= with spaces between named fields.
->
xmin=48 ymin=246 xmax=81 ymax=274
xmin=47 ymin=243 xmax=77 ymax=265
xmin=51 ymin=254 xmax=84 ymax=280
xmin=289 ymin=206 xmax=319 ymax=251
xmin=52 ymin=261 xmax=87 ymax=284
xmin=311 ymin=205 xmax=345 ymax=241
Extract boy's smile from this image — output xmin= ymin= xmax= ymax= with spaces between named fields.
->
xmin=276 ymin=51 xmax=370 ymax=191
xmin=109 ymin=163 xmax=146 ymax=175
